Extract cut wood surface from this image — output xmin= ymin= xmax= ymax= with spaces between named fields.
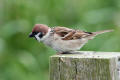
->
xmin=50 ymin=51 xmax=120 ymax=80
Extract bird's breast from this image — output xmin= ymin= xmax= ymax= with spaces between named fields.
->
xmin=42 ymin=34 xmax=88 ymax=52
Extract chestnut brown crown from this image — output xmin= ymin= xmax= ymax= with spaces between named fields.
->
xmin=29 ymin=24 xmax=49 ymax=38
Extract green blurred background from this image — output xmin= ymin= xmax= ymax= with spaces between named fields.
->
xmin=0 ymin=0 xmax=120 ymax=80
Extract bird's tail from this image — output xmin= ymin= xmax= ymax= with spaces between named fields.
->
xmin=86 ymin=29 xmax=113 ymax=40
xmin=92 ymin=29 xmax=114 ymax=35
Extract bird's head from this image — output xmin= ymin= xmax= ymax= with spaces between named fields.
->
xmin=29 ymin=24 xmax=49 ymax=42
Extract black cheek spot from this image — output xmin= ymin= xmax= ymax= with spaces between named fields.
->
xmin=39 ymin=32 xmax=43 ymax=38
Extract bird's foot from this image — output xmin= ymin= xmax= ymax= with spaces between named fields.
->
xmin=56 ymin=52 xmax=71 ymax=55
xmin=62 ymin=52 xmax=73 ymax=54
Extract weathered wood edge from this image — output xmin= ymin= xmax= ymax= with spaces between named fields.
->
xmin=51 ymin=51 xmax=120 ymax=58
xmin=50 ymin=51 xmax=120 ymax=80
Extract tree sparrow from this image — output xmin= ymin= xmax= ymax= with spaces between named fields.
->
xmin=29 ymin=24 xmax=113 ymax=54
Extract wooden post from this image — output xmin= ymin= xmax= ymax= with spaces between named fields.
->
xmin=50 ymin=51 xmax=120 ymax=80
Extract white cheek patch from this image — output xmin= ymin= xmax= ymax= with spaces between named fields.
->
xmin=35 ymin=33 xmax=41 ymax=42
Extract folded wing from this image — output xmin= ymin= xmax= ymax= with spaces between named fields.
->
xmin=53 ymin=27 xmax=93 ymax=40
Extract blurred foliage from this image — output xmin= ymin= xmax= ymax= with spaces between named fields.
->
xmin=0 ymin=0 xmax=120 ymax=80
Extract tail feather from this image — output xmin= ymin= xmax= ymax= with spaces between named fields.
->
xmin=86 ymin=29 xmax=113 ymax=40
xmin=92 ymin=29 xmax=114 ymax=35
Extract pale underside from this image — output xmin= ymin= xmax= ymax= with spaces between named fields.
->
xmin=41 ymin=27 xmax=95 ymax=53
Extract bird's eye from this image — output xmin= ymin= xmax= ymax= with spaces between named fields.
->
xmin=32 ymin=32 xmax=38 ymax=35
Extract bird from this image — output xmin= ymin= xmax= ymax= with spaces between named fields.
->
xmin=29 ymin=24 xmax=113 ymax=54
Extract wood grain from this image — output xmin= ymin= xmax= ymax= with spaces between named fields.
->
xmin=50 ymin=51 xmax=120 ymax=80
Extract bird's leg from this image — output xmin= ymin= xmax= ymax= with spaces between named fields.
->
xmin=62 ymin=51 xmax=78 ymax=54
xmin=62 ymin=52 xmax=71 ymax=54
xmin=56 ymin=52 xmax=71 ymax=54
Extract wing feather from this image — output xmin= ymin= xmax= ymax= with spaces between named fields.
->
xmin=52 ymin=27 xmax=93 ymax=40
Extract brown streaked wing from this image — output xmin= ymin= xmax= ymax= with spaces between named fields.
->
xmin=72 ymin=31 xmax=92 ymax=40
xmin=53 ymin=27 xmax=93 ymax=40
xmin=53 ymin=27 xmax=73 ymax=37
